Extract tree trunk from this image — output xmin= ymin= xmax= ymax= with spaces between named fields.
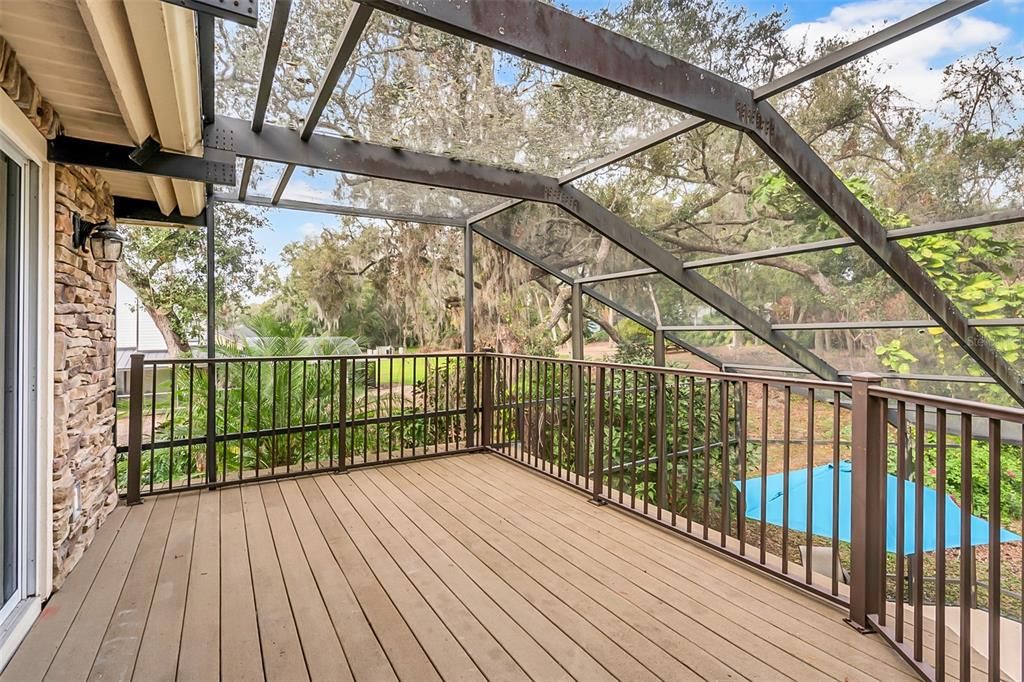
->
xmin=149 ymin=309 xmax=192 ymax=356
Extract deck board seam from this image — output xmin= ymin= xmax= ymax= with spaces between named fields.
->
xmin=3 ymin=506 xmax=130 ymax=682
xmin=277 ymin=478 xmax=397 ymax=681
xmin=372 ymin=465 xmax=625 ymax=682
xmin=348 ymin=469 xmax=571 ymax=681
xmin=398 ymin=461 xmax=718 ymax=680
xmin=168 ymin=491 xmax=203 ymax=681
xmin=381 ymin=464 xmax=661 ymax=682
xmin=470 ymin=454 xmax=935 ymax=679
xmin=480 ymin=453 xmax=853 ymax=614
xmin=440 ymin=456 xmax=863 ymax=682
xmin=237 ymin=485 xmax=271 ymax=682
xmin=296 ymin=475 xmax=441 ymax=681
xmin=307 ymin=475 xmax=451 ymax=681
xmin=320 ymin=474 xmax=494 ymax=681
xmin=338 ymin=474 xmax=530 ymax=680
xmin=262 ymin=480 xmax=356 ymax=681
xmin=85 ymin=494 xmax=178 ymax=681
xmin=243 ymin=484 xmax=311 ymax=681
xmin=469 ymin=455 xmax=905 ymax=660
xmin=417 ymin=458 xmax=761 ymax=680
xmin=291 ymin=477 xmax=405 ymax=680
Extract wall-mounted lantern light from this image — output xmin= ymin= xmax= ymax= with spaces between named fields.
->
xmin=72 ymin=214 xmax=125 ymax=264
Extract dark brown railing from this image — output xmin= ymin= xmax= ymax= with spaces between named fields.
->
xmin=851 ymin=379 xmax=1023 ymax=680
xmin=124 ymin=350 xmax=1022 ymax=679
xmin=122 ymin=351 xmax=480 ymax=499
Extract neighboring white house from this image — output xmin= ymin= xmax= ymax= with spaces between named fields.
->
xmin=115 ymin=280 xmax=167 ymax=352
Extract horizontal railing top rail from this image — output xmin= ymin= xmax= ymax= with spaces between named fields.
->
xmin=133 ymin=350 xmax=478 ymax=365
xmin=870 ymin=384 xmax=1024 ymax=423
xmin=490 ymin=352 xmax=855 ymax=392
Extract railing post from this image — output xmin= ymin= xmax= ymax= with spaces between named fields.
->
xmin=338 ymin=358 xmax=347 ymax=471
xmin=206 ymin=358 xmax=217 ymax=487
xmin=571 ymin=282 xmax=586 ymax=474
xmin=126 ymin=353 xmax=145 ymax=505
xmin=464 ymin=355 xmax=476 ymax=447
xmin=653 ymin=331 xmax=668 ymax=512
xmin=480 ymin=349 xmax=494 ymax=447
xmin=591 ymin=366 xmax=606 ymax=504
xmin=849 ymin=372 xmax=886 ymax=631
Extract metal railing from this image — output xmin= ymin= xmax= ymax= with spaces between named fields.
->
xmin=123 ymin=351 xmax=480 ymax=500
xmin=851 ymin=378 xmax=1024 ymax=680
xmin=123 ymin=350 xmax=1021 ymax=679
xmin=481 ymin=355 xmax=1022 ymax=680
xmin=484 ymin=354 xmax=855 ymax=599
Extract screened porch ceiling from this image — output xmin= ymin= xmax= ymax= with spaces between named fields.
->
xmin=47 ymin=0 xmax=1024 ymax=406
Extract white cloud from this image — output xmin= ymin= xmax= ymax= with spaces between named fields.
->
xmin=786 ymin=1 xmax=1012 ymax=107
xmin=297 ymin=221 xmax=326 ymax=237
xmin=285 ymin=180 xmax=334 ymax=203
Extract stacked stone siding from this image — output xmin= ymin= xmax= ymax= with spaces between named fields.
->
xmin=52 ymin=166 xmax=118 ymax=587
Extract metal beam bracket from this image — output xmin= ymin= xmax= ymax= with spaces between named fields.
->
xmin=48 ymin=136 xmax=237 ymax=186
xmin=161 ymin=0 xmax=259 ymax=27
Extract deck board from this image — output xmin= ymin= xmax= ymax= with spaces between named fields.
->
xmin=4 ymin=453 xmax=918 ymax=681
xmin=177 ymin=489 xmax=220 ymax=682
xmin=447 ymin=455 xmax=919 ymax=682
xmin=0 ymin=506 xmax=129 ymax=682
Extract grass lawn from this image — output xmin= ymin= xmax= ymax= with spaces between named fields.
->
xmin=374 ymin=356 xmax=443 ymax=385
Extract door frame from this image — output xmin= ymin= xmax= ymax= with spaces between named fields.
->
xmin=0 ymin=89 xmax=56 ymax=669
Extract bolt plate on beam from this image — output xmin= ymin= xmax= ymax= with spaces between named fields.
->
xmin=161 ymin=0 xmax=259 ymax=27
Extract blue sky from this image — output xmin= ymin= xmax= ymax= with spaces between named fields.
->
xmin=249 ymin=0 xmax=1024 ymax=274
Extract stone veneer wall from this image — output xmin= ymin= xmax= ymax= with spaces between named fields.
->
xmin=3 ymin=33 xmax=117 ymax=588
xmin=52 ymin=166 xmax=119 ymax=588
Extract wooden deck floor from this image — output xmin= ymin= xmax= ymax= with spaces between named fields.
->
xmin=3 ymin=453 xmax=916 ymax=681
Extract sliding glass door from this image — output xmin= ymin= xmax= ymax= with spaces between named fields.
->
xmin=0 ymin=142 xmax=33 ymax=622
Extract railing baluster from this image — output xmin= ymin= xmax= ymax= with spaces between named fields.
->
xmin=315 ymin=360 xmax=321 ymax=467
xmin=150 ymin=360 xmax=158 ymax=493
xmin=618 ymin=368 xmax=626 ymax=505
xmin=805 ymin=388 xmax=814 ymax=585
xmin=759 ymin=383 xmax=768 ymax=565
xmin=338 ymin=358 xmax=347 ymax=471
xmin=672 ymin=375 xmax=680 ymax=527
xmin=481 ymin=352 xmax=494 ymax=448
xmin=300 ymin=360 xmax=308 ymax=470
xmin=959 ymin=412 xmax=972 ymax=681
xmin=168 ymin=363 xmax=177 ymax=488
xmin=738 ymin=381 xmax=747 ymax=556
xmin=896 ymin=401 xmax=907 ymax=642
xmin=935 ymin=407 xmax=946 ymax=679
xmin=643 ymin=372 xmax=652 ymax=515
xmin=656 ymin=368 xmax=667 ymax=517
xmin=914 ymin=403 xmax=925 ymax=661
xmin=686 ymin=376 xmax=694 ymax=532
xmin=592 ymin=367 xmax=606 ymax=504
xmin=187 ymin=364 xmax=195 ymax=489
xmin=221 ymin=363 xmax=229 ymax=481
xmin=238 ymin=361 xmax=246 ymax=481
xmin=782 ymin=385 xmax=791 ymax=573
xmin=256 ymin=361 xmax=263 ymax=475
xmin=702 ymin=378 xmax=711 ymax=539
xmin=720 ymin=380 xmax=729 ymax=548
xmin=988 ymin=417 xmax=1001 ymax=680
xmin=831 ymin=390 xmax=839 ymax=596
